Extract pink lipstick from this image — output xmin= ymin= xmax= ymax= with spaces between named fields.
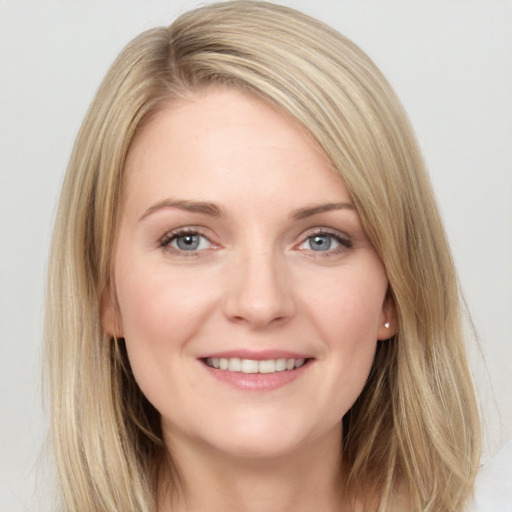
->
xmin=198 ymin=349 xmax=313 ymax=391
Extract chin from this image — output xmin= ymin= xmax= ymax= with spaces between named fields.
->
xmin=188 ymin=410 xmax=339 ymax=462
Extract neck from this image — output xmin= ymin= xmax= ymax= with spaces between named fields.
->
xmin=158 ymin=425 xmax=349 ymax=512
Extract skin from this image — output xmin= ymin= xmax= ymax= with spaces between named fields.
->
xmin=103 ymin=87 xmax=396 ymax=512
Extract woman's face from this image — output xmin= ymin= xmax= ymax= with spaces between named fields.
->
xmin=105 ymin=87 xmax=395 ymax=459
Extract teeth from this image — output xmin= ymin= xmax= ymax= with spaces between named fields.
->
xmin=258 ymin=360 xmax=275 ymax=373
xmin=205 ymin=357 xmax=307 ymax=374
xmin=241 ymin=359 xmax=259 ymax=373
xmin=275 ymin=358 xmax=287 ymax=371
xmin=228 ymin=357 xmax=241 ymax=371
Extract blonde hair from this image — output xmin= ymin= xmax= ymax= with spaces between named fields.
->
xmin=45 ymin=1 xmax=480 ymax=511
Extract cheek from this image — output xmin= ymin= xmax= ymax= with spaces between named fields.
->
xmin=116 ymin=252 xmax=215 ymax=334
xmin=297 ymin=263 xmax=387 ymax=408
xmin=303 ymin=265 xmax=387 ymax=346
xmin=113 ymin=260 xmax=216 ymax=380
xmin=113 ymin=261 xmax=224 ymax=424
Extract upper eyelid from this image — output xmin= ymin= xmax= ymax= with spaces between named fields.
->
xmin=298 ymin=226 xmax=351 ymax=240
xmin=160 ymin=227 xmax=213 ymax=246
xmin=161 ymin=226 xmax=211 ymax=238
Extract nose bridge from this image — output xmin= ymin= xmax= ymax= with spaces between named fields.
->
xmin=223 ymin=242 xmax=296 ymax=328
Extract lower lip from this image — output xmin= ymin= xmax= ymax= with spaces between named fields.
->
xmin=200 ymin=360 xmax=312 ymax=391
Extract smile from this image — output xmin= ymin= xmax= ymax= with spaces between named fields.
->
xmin=204 ymin=357 xmax=306 ymax=374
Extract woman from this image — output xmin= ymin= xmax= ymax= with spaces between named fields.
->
xmin=44 ymin=1 xmax=480 ymax=510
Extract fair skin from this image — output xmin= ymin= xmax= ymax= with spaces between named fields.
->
xmin=104 ymin=87 xmax=396 ymax=512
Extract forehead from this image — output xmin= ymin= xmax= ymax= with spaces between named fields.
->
xmin=122 ymin=87 xmax=350 ymax=215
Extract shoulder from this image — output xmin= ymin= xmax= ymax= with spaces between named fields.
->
xmin=467 ymin=438 xmax=512 ymax=512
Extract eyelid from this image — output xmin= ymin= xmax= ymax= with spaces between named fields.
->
xmin=295 ymin=227 xmax=353 ymax=252
xmin=159 ymin=227 xmax=218 ymax=254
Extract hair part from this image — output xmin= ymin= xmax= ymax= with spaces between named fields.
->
xmin=45 ymin=2 xmax=480 ymax=511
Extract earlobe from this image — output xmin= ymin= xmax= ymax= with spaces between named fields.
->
xmin=377 ymin=295 xmax=398 ymax=341
xmin=100 ymin=289 xmax=123 ymax=338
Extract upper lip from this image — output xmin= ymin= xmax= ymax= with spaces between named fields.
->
xmin=197 ymin=349 xmax=312 ymax=360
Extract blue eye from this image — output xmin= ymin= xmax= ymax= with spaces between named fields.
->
xmin=161 ymin=231 xmax=212 ymax=252
xmin=174 ymin=234 xmax=203 ymax=250
xmin=308 ymin=234 xmax=336 ymax=251
xmin=298 ymin=231 xmax=352 ymax=253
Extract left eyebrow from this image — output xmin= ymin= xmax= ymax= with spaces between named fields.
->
xmin=291 ymin=202 xmax=355 ymax=220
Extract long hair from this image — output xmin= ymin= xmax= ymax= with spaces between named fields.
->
xmin=45 ymin=2 xmax=480 ymax=510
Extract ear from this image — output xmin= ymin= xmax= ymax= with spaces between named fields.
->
xmin=100 ymin=287 xmax=124 ymax=338
xmin=377 ymin=292 xmax=398 ymax=341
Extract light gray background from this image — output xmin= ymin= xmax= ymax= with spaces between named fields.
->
xmin=1 ymin=1 xmax=511 ymax=510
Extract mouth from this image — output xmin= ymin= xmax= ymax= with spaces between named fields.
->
xmin=198 ymin=350 xmax=314 ymax=390
xmin=202 ymin=356 xmax=310 ymax=374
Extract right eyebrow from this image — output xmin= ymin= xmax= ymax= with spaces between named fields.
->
xmin=139 ymin=199 xmax=224 ymax=221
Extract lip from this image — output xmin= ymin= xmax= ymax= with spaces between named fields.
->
xmin=197 ymin=349 xmax=314 ymax=391
xmin=197 ymin=349 xmax=311 ymax=360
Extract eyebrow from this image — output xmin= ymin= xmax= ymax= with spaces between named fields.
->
xmin=139 ymin=199 xmax=224 ymax=221
xmin=291 ymin=202 xmax=355 ymax=220
xmin=139 ymin=199 xmax=354 ymax=222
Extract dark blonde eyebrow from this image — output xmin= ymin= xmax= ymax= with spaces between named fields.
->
xmin=140 ymin=199 xmax=354 ymax=222
xmin=139 ymin=199 xmax=224 ymax=221
xmin=291 ymin=202 xmax=355 ymax=220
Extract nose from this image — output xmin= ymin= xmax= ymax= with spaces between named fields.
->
xmin=222 ymin=248 xmax=297 ymax=329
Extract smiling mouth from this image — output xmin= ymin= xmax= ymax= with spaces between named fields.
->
xmin=203 ymin=357 xmax=310 ymax=374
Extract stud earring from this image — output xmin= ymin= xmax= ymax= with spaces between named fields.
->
xmin=384 ymin=321 xmax=390 ymax=329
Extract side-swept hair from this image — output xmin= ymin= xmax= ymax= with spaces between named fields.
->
xmin=45 ymin=2 xmax=480 ymax=510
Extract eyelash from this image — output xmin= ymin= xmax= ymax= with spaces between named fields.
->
xmin=159 ymin=228 xmax=214 ymax=256
xmin=158 ymin=228 xmax=353 ymax=256
xmin=298 ymin=229 xmax=353 ymax=256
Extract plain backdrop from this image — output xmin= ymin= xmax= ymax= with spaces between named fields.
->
xmin=1 ymin=1 xmax=511 ymax=510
